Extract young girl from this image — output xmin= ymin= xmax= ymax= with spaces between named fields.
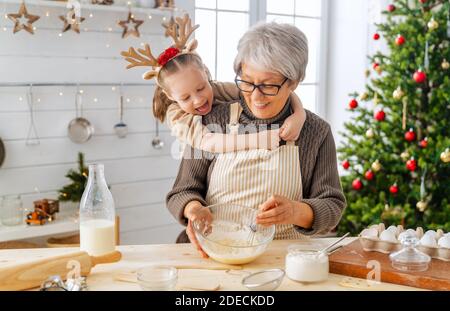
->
xmin=121 ymin=14 xmax=306 ymax=152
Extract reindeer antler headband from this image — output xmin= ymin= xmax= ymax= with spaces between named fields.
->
xmin=121 ymin=14 xmax=199 ymax=81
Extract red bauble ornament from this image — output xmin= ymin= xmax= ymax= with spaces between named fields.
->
xmin=374 ymin=110 xmax=386 ymax=121
xmin=352 ymin=178 xmax=363 ymax=190
xmin=406 ymin=158 xmax=417 ymax=171
xmin=419 ymin=138 xmax=428 ymax=148
xmin=349 ymin=99 xmax=358 ymax=109
xmin=387 ymin=4 xmax=396 ymax=12
xmin=413 ymin=70 xmax=426 ymax=83
xmin=364 ymin=170 xmax=374 ymax=181
xmin=419 ymin=0 xmax=427 ymax=3
xmin=395 ymin=34 xmax=405 ymax=46
xmin=373 ymin=63 xmax=380 ymax=69
xmin=342 ymin=160 xmax=350 ymax=170
xmin=373 ymin=33 xmax=380 ymax=40
xmin=404 ymin=128 xmax=416 ymax=142
xmin=389 ymin=184 xmax=399 ymax=194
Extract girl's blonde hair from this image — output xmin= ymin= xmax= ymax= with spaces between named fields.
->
xmin=153 ymin=53 xmax=211 ymax=122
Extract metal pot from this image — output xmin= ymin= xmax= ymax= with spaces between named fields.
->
xmin=68 ymin=90 xmax=94 ymax=144
xmin=0 ymin=136 xmax=5 ymax=167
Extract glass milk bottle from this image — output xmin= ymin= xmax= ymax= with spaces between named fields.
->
xmin=79 ymin=164 xmax=116 ymax=256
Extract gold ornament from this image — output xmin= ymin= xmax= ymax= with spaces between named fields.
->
xmin=371 ymin=159 xmax=382 ymax=172
xmin=359 ymin=92 xmax=369 ymax=101
xmin=400 ymin=151 xmax=410 ymax=162
xmin=366 ymin=128 xmax=375 ymax=138
xmin=7 ymin=2 xmax=40 ymax=34
xmin=59 ymin=8 xmax=85 ymax=33
xmin=442 ymin=59 xmax=450 ymax=70
xmin=416 ymin=200 xmax=428 ymax=212
xmin=392 ymin=87 xmax=404 ymax=100
xmin=440 ymin=148 xmax=450 ymax=163
xmin=373 ymin=93 xmax=380 ymax=105
xmin=364 ymin=69 xmax=371 ymax=78
xmin=118 ymin=11 xmax=144 ymax=38
xmin=427 ymin=18 xmax=439 ymax=31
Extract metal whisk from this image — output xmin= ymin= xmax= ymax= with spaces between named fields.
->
xmin=247 ymin=222 xmax=258 ymax=246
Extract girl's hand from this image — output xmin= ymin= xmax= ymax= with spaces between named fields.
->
xmin=279 ymin=119 xmax=300 ymax=142
xmin=281 ymin=91 xmax=305 ymax=141
xmin=184 ymin=202 xmax=213 ymax=258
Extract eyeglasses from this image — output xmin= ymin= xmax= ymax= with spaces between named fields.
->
xmin=234 ymin=76 xmax=288 ymax=96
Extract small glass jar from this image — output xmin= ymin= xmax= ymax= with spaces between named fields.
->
xmin=390 ymin=232 xmax=431 ymax=272
xmin=137 ymin=266 xmax=177 ymax=291
xmin=285 ymin=245 xmax=329 ymax=283
xmin=0 ymin=195 xmax=23 ymax=226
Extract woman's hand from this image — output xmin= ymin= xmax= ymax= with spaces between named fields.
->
xmin=184 ymin=201 xmax=213 ymax=258
xmin=256 ymin=195 xmax=313 ymax=228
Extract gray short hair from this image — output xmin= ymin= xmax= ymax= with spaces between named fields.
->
xmin=234 ymin=22 xmax=308 ymax=82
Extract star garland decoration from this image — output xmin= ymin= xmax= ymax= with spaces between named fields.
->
xmin=59 ymin=8 xmax=86 ymax=34
xmin=118 ymin=11 xmax=143 ymax=39
xmin=7 ymin=2 xmax=40 ymax=34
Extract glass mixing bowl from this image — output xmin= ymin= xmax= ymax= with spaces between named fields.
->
xmin=193 ymin=203 xmax=275 ymax=265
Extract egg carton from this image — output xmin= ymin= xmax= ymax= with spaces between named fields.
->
xmin=359 ymin=223 xmax=450 ymax=262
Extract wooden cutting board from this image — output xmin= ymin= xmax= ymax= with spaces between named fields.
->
xmin=329 ymin=240 xmax=450 ymax=290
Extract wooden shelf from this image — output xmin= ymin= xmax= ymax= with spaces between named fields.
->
xmin=3 ymin=0 xmax=177 ymax=16
xmin=0 ymin=211 xmax=79 ymax=243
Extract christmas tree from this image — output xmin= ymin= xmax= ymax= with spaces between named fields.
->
xmin=58 ymin=152 xmax=88 ymax=203
xmin=338 ymin=0 xmax=450 ymax=235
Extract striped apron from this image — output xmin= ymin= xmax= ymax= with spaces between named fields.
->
xmin=205 ymin=102 xmax=306 ymax=240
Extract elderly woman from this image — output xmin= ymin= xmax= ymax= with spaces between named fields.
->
xmin=167 ymin=22 xmax=346 ymax=256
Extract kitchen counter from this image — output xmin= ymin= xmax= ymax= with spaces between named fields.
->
xmin=0 ymin=238 xmax=422 ymax=291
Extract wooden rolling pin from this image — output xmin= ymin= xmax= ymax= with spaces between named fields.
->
xmin=0 ymin=250 xmax=121 ymax=291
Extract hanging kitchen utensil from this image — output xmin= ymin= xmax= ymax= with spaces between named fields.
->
xmin=68 ymin=86 xmax=94 ymax=144
xmin=25 ymin=84 xmax=40 ymax=146
xmin=0 ymin=136 xmax=5 ymax=168
xmin=114 ymin=84 xmax=128 ymax=138
xmin=151 ymin=119 xmax=164 ymax=149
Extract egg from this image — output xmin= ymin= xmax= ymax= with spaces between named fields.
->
xmin=438 ymin=236 xmax=450 ymax=249
xmin=416 ymin=227 xmax=424 ymax=238
xmin=386 ymin=225 xmax=397 ymax=233
xmin=398 ymin=229 xmax=417 ymax=241
xmin=424 ymin=230 xmax=437 ymax=238
xmin=379 ymin=229 xmax=397 ymax=243
xmin=361 ymin=228 xmax=378 ymax=238
xmin=420 ymin=234 xmax=438 ymax=247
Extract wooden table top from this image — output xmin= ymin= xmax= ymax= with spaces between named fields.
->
xmin=0 ymin=237 xmax=422 ymax=291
